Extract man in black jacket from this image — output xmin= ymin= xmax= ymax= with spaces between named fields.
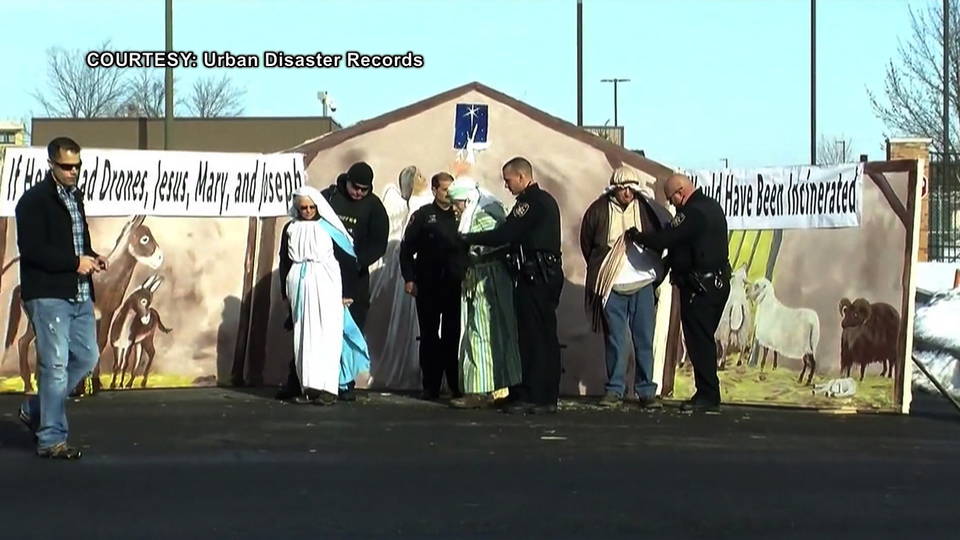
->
xmin=399 ymin=172 xmax=465 ymax=401
xmin=463 ymin=157 xmax=563 ymax=415
xmin=629 ymin=173 xmax=730 ymax=413
xmin=16 ymin=137 xmax=108 ymax=459
xmin=320 ymin=162 xmax=389 ymax=332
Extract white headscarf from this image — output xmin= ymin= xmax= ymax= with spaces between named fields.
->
xmin=449 ymin=175 xmax=500 ymax=234
xmin=289 ymin=185 xmax=352 ymax=241
xmin=604 ymin=164 xmax=654 ymax=199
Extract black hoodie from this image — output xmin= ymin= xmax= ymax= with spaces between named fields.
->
xmin=320 ymin=175 xmax=389 ymax=276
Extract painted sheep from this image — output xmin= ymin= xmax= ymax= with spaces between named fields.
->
xmin=747 ymin=278 xmax=820 ymax=386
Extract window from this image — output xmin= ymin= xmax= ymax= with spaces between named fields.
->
xmin=0 ymin=133 xmax=15 ymax=144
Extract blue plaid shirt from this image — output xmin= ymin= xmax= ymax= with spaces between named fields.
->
xmin=56 ymin=184 xmax=91 ymax=303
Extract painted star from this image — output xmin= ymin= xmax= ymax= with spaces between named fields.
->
xmin=463 ymin=105 xmax=479 ymax=122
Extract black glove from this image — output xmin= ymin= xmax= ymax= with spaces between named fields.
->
xmin=625 ymin=227 xmax=642 ymax=244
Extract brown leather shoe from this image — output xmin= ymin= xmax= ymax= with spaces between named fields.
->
xmin=449 ymin=394 xmax=491 ymax=409
xmin=636 ymin=396 xmax=664 ymax=410
xmin=36 ymin=442 xmax=82 ymax=460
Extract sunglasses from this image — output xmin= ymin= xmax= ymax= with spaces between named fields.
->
xmin=298 ymin=205 xmax=317 ymax=211
xmin=53 ymin=161 xmax=82 ymax=172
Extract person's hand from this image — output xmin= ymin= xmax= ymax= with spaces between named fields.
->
xmin=404 ymin=281 xmax=417 ymax=297
xmin=625 ymin=227 xmax=642 ymax=244
xmin=95 ymin=255 xmax=109 ymax=271
xmin=77 ymin=256 xmax=99 ymax=275
xmin=342 ymin=298 xmax=354 ymax=306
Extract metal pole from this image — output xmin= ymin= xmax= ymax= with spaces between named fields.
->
xmin=613 ymin=81 xmax=618 ymax=126
xmin=912 ymin=355 xmax=960 ymax=415
xmin=601 ymin=78 xmax=630 ymax=127
xmin=944 ymin=0 xmax=950 ymax=155
xmin=577 ymin=0 xmax=583 ymax=127
xmin=811 ymin=0 xmax=817 ymax=165
xmin=164 ymin=0 xmax=173 ymax=150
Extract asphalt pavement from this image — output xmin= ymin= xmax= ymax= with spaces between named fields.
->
xmin=1 ymin=388 xmax=957 ymax=539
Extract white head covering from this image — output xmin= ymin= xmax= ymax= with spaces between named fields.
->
xmin=289 ymin=185 xmax=352 ymax=240
xmin=604 ymin=164 xmax=654 ymax=198
xmin=450 ymin=175 xmax=500 ymax=234
xmin=448 ymin=176 xmax=479 ymax=202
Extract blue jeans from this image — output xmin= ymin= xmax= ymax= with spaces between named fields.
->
xmin=603 ymin=286 xmax=657 ymax=399
xmin=20 ymin=299 xmax=99 ymax=449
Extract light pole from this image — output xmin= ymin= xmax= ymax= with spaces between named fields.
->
xmin=810 ymin=0 xmax=817 ymax=165
xmin=720 ymin=158 xmax=729 ymax=169
xmin=577 ymin=0 xmax=583 ymax=126
xmin=944 ymin=0 xmax=950 ymax=155
xmin=164 ymin=0 xmax=173 ymax=150
xmin=835 ymin=139 xmax=847 ymax=162
xmin=600 ymin=78 xmax=630 ymax=126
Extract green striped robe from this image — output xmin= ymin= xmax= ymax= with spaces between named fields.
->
xmin=459 ymin=201 xmax=522 ymax=393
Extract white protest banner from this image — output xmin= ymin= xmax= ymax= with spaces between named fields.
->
xmin=0 ymin=147 xmax=305 ymax=217
xmin=685 ymin=163 xmax=863 ymax=230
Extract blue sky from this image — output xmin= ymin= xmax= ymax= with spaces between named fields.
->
xmin=1 ymin=0 xmax=934 ymax=169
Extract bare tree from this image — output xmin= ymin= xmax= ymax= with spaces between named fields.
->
xmin=32 ymin=41 xmax=127 ymax=118
xmin=17 ymin=116 xmax=31 ymax=145
xmin=184 ymin=75 xmax=245 ymax=117
xmin=33 ymin=42 xmax=246 ymax=119
xmin=817 ymin=135 xmax=854 ymax=165
xmin=869 ymin=3 xmax=959 ymax=152
xmin=122 ymin=69 xmax=168 ymax=117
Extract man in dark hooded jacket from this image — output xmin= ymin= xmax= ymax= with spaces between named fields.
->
xmin=319 ymin=161 xmax=390 ymax=332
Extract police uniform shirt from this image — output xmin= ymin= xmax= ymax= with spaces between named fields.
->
xmin=634 ymin=189 xmax=728 ymax=274
xmin=399 ymin=201 xmax=464 ymax=283
xmin=466 ymin=183 xmax=561 ymax=254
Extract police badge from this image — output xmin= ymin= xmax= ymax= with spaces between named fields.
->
xmin=512 ymin=202 xmax=530 ymax=218
xmin=670 ymin=212 xmax=685 ymax=228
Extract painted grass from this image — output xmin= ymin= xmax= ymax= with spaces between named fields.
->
xmin=0 ymin=374 xmax=211 ymax=394
xmin=728 ymin=230 xmax=776 ymax=281
xmin=671 ymin=362 xmax=897 ymax=410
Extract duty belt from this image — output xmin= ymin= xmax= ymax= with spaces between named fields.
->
xmin=682 ymin=265 xmax=730 ymax=300
xmin=506 ymin=247 xmax=561 ymax=283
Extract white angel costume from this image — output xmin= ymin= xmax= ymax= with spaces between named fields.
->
xmin=368 ymin=166 xmax=433 ymax=389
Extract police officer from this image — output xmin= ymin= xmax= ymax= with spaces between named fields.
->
xmin=463 ymin=157 xmax=563 ymax=415
xmin=399 ymin=172 xmax=466 ymax=401
xmin=628 ymin=173 xmax=730 ymax=412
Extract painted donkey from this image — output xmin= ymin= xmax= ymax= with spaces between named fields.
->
xmin=110 ymin=274 xmax=173 ymax=389
xmin=2 ymin=215 xmax=163 ymax=392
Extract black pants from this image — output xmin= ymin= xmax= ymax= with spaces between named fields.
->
xmin=678 ymin=280 xmax=729 ymax=405
xmin=351 ymin=273 xmax=370 ymax=331
xmin=415 ymin=280 xmax=461 ymax=397
xmin=513 ymin=272 xmax=564 ymax=405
